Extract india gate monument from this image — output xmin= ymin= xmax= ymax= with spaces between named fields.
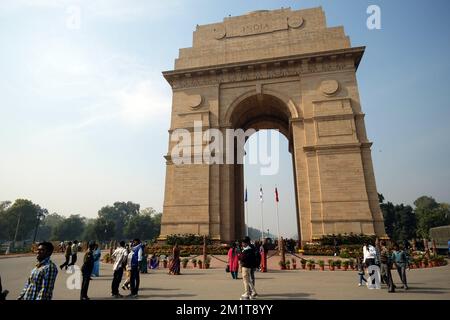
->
xmin=160 ymin=7 xmax=385 ymax=244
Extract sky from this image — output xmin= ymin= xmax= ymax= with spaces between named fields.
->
xmin=0 ymin=0 xmax=449 ymax=238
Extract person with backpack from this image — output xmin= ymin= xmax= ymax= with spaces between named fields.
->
xmin=392 ymin=243 xmax=409 ymax=290
xmin=239 ymin=237 xmax=258 ymax=300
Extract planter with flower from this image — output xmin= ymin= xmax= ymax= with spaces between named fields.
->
xmin=348 ymin=259 xmax=355 ymax=270
xmin=198 ymin=259 xmax=203 ymax=269
xmin=421 ymin=257 xmax=428 ymax=268
xmin=318 ymin=260 xmax=325 ymax=271
xmin=182 ymin=258 xmax=189 ymax=268
xmin=291 ymin=258 xmax=297 ymax=270
xmin=334 ymin=259 xmax=342 ymax=270
xmin=342 ymin=260 xmax=349 ymax=271
xmin=278 ymin=260 xmax=286 ymax=270
xmin=307 ymin=259 xmax=315 ymax=270
xmin=191 ymin=258 xmax=197 ymax=268
xmin=328 ymin=260 xmax=335 ymax=271
xmin=301 ymin=259 xmax=307 ymax=270
xmin=204 ymin=257 xmax=211 ymax=269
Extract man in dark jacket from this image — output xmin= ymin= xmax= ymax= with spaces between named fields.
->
xmin=80 ymin=242 xmax=96 ymax=300
xmin=239 ymin=238 xmax=258 ymax=300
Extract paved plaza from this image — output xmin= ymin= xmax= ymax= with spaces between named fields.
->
xmin=1 ymin=253 xmax=449 ymax=300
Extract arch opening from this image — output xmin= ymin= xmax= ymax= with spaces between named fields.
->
xmin=228 ymin=94 xmax=301 ymax=242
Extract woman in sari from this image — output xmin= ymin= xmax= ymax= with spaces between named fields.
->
xmin=227 ymin=242 xmax=240 ymax=279
xmin=169 ymin=244 xmax=181 ymax=275
xmin=91 ymin=244 xmax=101 ymax=277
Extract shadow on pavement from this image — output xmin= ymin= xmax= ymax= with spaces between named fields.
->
xmin=257 ymin=292 xmax=311 ymax=300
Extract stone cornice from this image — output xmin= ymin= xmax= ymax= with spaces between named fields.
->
xmin=163 ymin=46 xmax=365 ymax=89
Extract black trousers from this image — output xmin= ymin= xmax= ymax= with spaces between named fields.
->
xmin=80 ymin=275 xmax=91 ymax=299
xmin=381 ymin=263 xmax=395 ymax=292
xmin=60 ymin=255 xmax=71 ymax=269
xmin=111 ymin=267 xmax=124 ymax=295
xmin=130 ymin=266 xmax=140 ymax=295
xmin=69 ymin=254 xmax=77 ymax=266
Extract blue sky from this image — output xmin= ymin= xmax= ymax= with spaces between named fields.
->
xmin=0 ymin=1 xmax=449 ymax=238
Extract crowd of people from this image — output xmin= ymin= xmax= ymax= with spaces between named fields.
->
xmin=227 ymin=236 xmax=271 ymax=300
xmin=3 ymin=237 xmax=418 ymax=300
xmin=360 ymin=240 xmax=410 ymax=293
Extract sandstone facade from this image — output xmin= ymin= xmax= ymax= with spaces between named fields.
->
xmin=160 ymin=7 xmax=385 ymax=243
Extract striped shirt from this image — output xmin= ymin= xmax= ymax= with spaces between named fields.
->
xmin=18 ymin=257 xmax=58 ymax=300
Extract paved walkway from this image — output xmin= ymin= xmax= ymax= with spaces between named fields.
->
xmin=1 ymin=253 xmax=449 ymax=300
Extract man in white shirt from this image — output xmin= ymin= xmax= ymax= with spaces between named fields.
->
xmin=111 ymin=241 xmax=128 ymax=298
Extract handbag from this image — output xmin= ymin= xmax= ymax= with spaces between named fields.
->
xmin=225 ymin=264 xmax=230 ymax=273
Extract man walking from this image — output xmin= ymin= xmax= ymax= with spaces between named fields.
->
xmin=60 ymin=241 xmax=72 ymax=270
xmin=18 ymin=242 xmax=58 ymax=300
xmin=379 ymin=241 xmax=395 ymax=293
xmin=392 ymin=243 xmax=409 ymax=290
xmin=111 ymin=241 xmax=128 ymax=298
xmin=69 ymin=240 xmax=79 ymax=267
xmin=80 ymin=242 xmax=96 ymax=300
xmin=129 ymin=239 xmax=143 ymax=298
xmin=239 ymin=238 xmax=258 ymax=300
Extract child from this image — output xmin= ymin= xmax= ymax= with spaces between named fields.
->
xmin=356 ymin=257 xmax=367 ymax=287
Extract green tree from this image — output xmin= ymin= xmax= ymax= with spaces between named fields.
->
xmin=98 ymin=201 xmax=140 ymax=239
xmin=53 ymin=214 xmax=86 ymax=241
xmin=93 ymin=217 xmax=116 ymax=241
xmin=380 ymin=198 xmax=416 ymax=241
xmin=415 ymin=196 xmax=450 ymax=238
xmin=124 ymin=215 xmax=156 ymax=240
xmin=0 ymin=199 xmax=42 ymax=241
xmin=37 ymin=213 xmax=65 ymax=241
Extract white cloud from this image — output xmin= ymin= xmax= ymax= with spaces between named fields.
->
xmin=115 ymin=80 xmax=171 ymax=125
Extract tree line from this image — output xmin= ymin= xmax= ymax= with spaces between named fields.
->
xmin=0 ymin=200 xmax=161 ymax=242
xmin=1 ymin=194 xmax=448 ymax=243
xmin=379 ymin=194 xmax=450 ymax=241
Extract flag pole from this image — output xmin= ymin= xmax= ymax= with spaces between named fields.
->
xmin=245 ymin=187 xmax=249 ymax=237
xmin=260 ymin=185 xmax=264 ymax=241
xmin=275 ymin=186 xmax=281 ymax=253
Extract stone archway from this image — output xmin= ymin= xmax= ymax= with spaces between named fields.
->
xmin=160 ymin=7 xmax=385 ymax=244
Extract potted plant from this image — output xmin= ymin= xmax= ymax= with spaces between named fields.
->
xmin=328 ymin=260 xmax=335 ymax=271
xmin=162 ymin=258 xmax=168 ymax=268
xmin=335 ymin=259 xmax=342 ymax=270
xmin=291 ymin=258 xmax=297 ymax=269
xmin=300 ymin=259 xmax=307 ymax=270
xmin=421 ymin=257 xmax=428 ymax=268
xmin=191 ymin=258 xmax=197 ymax=268
xmin=285 ymin=260 xmax=291 ymax=270
xmin=318 ymin=260 xmax=325 ymax=271
xmin=307 ymin=260 xmax=315 ymax=270
xmin=348 ymin=258 xmax=355 ymax=270
xmin=342 ymin=260 xmax=349 ymax=271
xmin=310 ymin=259 xmax=316 ymax=270
xmin=182 ymin=258 xmax=189 ymax=268
xmin=198 ymin=259 xmax=203 ymax=269
xmin=278 ymin=260 xmax=286 ymax=270
xmin=204 ymin=257 xmax=211 ymax=269
xmin=414 ymin=258 xmax=421 ymax=269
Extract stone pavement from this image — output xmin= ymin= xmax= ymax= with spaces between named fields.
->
xmin=1 ymin=253 xmax=449 ymax=300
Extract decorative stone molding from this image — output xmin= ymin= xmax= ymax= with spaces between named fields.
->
xmin=287 ymin=13 xmax=304 ymax=28
xmin=320 ymin=79 xmax=339 ymax=96
xmin=164 ymin=47 xmax=364 ymax=89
